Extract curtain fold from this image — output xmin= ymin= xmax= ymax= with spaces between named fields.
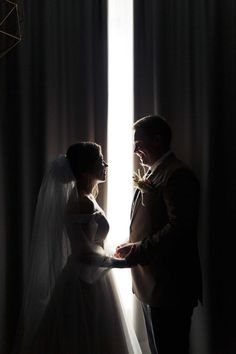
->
xmin=0 ymin=1 xmax=107 ymax=353
xmin=134 ymin=1 xmax=235 ymax=354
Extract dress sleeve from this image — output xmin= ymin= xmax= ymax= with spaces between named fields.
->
xmin=66 ymin=213 xmax=128 ymax=283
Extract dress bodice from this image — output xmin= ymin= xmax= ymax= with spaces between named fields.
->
xmin=63 ymin=197 xmax=127 ymax=282
xmin=64 ymin=207 xmax=109 ymax=257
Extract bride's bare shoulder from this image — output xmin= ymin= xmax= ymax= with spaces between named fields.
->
xmin=66 ymin=191 xmax=95 ymax=215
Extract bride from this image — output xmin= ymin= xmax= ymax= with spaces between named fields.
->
xmin=13 ymin=142 xmax=141 ymax=354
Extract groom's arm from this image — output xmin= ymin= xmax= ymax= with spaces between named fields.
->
xmin=119 ymin=168 xmax=200 ymax=266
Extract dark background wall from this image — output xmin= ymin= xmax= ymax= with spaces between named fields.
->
xmin=0 ymin=1 xmax=108 ymax=353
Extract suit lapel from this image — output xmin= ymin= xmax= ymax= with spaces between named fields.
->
xmin=130 ymin=170 xmax=155 ymax=224
xmin=130 ymin=189 xmax=141 ymax=220
xmin=130 ymin=153 xmax=176 ymax=226
xmin=130 ymin=169 xmax=152 ymax=221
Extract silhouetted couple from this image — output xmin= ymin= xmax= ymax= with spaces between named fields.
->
xmin=14 ymin=115 xmax=202 ymax=354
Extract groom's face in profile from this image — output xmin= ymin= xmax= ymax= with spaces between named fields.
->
xmin=134 ymin=128 xmax=158 ymax=167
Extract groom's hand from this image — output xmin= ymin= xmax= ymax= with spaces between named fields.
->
xmin=115 ymin=243 xmax=137 ymax=259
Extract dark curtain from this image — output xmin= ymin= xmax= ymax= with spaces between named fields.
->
xmin=0 ymin=1 xmax=107 ymax=353
xmin=134 ymin=1 xmax=236 ymax=354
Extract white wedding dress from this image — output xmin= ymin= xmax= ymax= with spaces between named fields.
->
xmin=25 ymin=198 xmax=141 ymax=354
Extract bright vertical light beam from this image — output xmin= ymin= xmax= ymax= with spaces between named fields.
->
xmin=107 ymin=0 xmax=134 ymax=315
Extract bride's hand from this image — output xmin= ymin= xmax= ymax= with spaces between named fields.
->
xmin=113 ymin=243 xmax=127 ymax=258
xmin=115 ymin=243 xmax=136 ymax=259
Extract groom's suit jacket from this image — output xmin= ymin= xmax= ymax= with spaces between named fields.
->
xmin=129 ymin=153 xmax=202 ymax=308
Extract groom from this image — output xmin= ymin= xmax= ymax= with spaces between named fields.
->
xmin=116 ymin=115 xmax=202 ymax=354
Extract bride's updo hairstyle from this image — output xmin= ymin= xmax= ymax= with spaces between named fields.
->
xmin=66 ymin=142 xmax=102 ymax=180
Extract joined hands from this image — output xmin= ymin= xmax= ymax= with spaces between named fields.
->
xmin=114 ymin=242 xmax=137 ymax=259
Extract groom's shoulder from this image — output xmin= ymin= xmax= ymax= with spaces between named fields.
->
xmin=167 ymin=156 xmax=199 ymax=188
xmin=163 ymin=154 xmax=199 ymax=183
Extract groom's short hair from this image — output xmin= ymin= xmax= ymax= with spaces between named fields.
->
xmin=133 ymin=115 xmax=172 ymax=148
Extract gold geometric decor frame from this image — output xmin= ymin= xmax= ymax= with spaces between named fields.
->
xmin=0 ymin=0 xmax=24 ymax=58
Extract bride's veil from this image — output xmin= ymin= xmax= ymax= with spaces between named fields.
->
xmin=12 ymin=155 xmax=75 ymax=353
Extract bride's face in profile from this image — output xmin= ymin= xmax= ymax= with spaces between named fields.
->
xmin=92 ymin=152 xmax=108 ymax=183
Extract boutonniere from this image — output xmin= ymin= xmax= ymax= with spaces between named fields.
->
xmin=133 ymin=169 xmax=154 ymax=206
